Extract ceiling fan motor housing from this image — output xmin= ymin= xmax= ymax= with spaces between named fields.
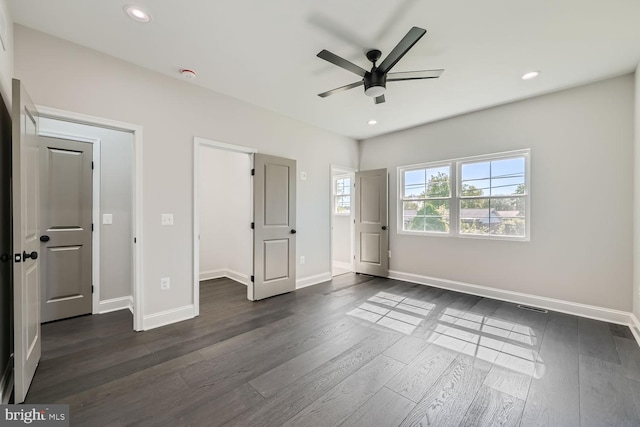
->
xmin=364 ymin=71 xmax=387 ymax=97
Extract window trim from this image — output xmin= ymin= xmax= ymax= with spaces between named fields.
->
xmin=397 ymin=149 xmax=530 ymax=241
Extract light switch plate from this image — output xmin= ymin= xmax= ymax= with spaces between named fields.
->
xmin=103 ymin=214 xmax=113 ymax=225
xmin=161 ymin=214 xmax=174 ymax=226
xmin=160 ymin=277 xmax=170 ymax=290
xmin=300 ymin=171 xmax=307 ymax=181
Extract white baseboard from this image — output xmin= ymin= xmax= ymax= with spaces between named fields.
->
xmin=143 ymin=305 xmax=195 ymax=331
xmin=332 ymin=261 xmax=352 ymax=271
xmin=225 ymin=269 xmax=250 ymax=286
xmin=388 ymin=270 xmax=633 ymax=326
xmin=0 ymin=355 xmax=13 ymax=404
xmin=200 ymin=269 xmax=226 ymax=281
xmin=296 ymin=272 xmax=332 ymax=289
xmin=98 ymin=296 xmax=133 ymax=314
xmin=200 ymin=269 xmax=250 ymax=286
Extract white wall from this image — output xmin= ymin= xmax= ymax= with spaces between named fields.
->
xmin=39 ymin=117 xmax=134 ymax=303
xmin=0 ymin=0 xmax=12 ymax=109
xmin=360 ymin=75 xmax=634 ymax=312
xmin=199 ymin=147 xmax=251 ymax=282
xmin=13 ymin=25 xmax=359 ymax=317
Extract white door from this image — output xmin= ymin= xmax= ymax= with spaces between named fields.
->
xmin=253 ymin=154 xmax=296 ymax=300
xmin=12 ymin=79 xmax=41 ymax=403
xmin=354 ymin=168 xmax=389 ymax=277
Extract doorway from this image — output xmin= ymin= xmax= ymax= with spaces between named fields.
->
xmin=193 ymin=138 xmax=255 ymax=311
xmin=193 ymin=138 xmax=298 ymax=310
xmin=330 ymin=166 xmax=355 ymax=277
xmin=35 ymin=109 xmax=143 ymax=331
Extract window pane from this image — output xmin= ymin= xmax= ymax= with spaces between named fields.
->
xmin=461 ymin=162 xmax=490 ymax=197
xmin=491 ymin=158 xmax=525 ymax=196
xmin=335 ymin=177 xmax=351 ymax=195
xmin=461 ymin=157 xmax=526 ymax=197
xmin=491 ymin=198 xmax=526 ymax=236
xmin=459 ymin=198 xmax=526 ymax=236
xmin=404 ymin=200 xmax=449 ymax=232
xmin=404 ymin=169 xmax=426 ymax=198
xmin=426 ymin=166 xmax=450 ymax=198
xmin=460 ymin=200 xmax=491 ymax=235
xmin=335 ymin=195 xmax=350 ymax=213
xmin=404 ymin=166 xmax=451 ymax=199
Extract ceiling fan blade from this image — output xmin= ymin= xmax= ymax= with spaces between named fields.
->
xmin=377 ymin=27 xmax=427 ymax=74
xmin=387 ymin=69 xmax=444 ymax=81
xmin=318 ymin=81 xmax=364 ymax=98
xmin=375 ymin=95 xmax=386 ymax=104
xmin=317 ymin=50 xmax=367 ymax=77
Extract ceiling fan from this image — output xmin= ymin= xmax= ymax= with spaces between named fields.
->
xmin=316 ymin=26 xmax=443 ymax=104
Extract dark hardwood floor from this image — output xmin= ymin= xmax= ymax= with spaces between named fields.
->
xmin=25 ymin=274 xmax=640 ymax=426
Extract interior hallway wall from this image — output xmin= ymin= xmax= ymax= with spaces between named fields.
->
xmin=0 ymin=0 xmax=12 ymax=109
xmin=13 ymin=25 xmax=359 ymax=317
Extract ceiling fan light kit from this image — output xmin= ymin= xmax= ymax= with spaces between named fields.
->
xmin=317 ymin=26 xmax=444 ymax=104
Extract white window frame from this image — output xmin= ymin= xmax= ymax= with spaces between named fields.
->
xmin=397 ymin=149 xmax=530 ymax=241
xmin=333 ymin=174 xmax=352 ymax=215
xmin=397 ymin=162 xmax=453 ymax=236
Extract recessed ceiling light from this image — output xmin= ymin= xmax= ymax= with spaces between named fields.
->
xmin=124 ymin=6 xmax=151 ymax=23
xmin=522 ymin=71 xmax=541 ymax=80
xmin=368 ymin=120 xmax=378 ymax=125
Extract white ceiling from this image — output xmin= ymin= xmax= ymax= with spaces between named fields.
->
xmin=10 ymin=0 xmax=640 ymax=140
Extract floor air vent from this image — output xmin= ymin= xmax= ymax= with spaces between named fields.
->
xmin=516 ymin=304 xmax=548 ymax=314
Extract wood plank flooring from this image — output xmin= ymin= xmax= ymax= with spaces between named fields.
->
xmin=25 ymin=274 xmax=640 ymax=426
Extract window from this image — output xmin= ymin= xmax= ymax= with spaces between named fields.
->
xmin=398 ymin=150 xmax=529 ymax=240
xmin=401 ymin=164 xmax=451 ymax=233
xmin=333 ymin=175 xmax=351 ymax=214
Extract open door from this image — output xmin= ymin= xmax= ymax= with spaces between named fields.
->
xmin=253 ymin=154 xmax=296 ymax=300
xmin=12 ymin=79 xmax=41 ymax=403
xmin=354 ymin=168 xmax=389 ymax=277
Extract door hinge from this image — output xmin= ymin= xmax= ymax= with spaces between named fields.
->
xmin=251 ymin=222 xmax=254 ymax=229
xmin=91 ymin=223 xmax=94 ymax=232
xmin=91 ymin=161 xmax=94 ymax=170
xmin=251 ymin=169 xmax=255 ymax=176
xmin=92 ymin=285 xmax=94 ymax=294
xmin=134 ymin=237 xmax=137 ymax=243
xmin=251 ymin=275 xmax=255 ymax=282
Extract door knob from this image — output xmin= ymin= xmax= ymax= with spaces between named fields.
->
xmin=40 ymin=235 xmax=50 ymax=242
xmin=290 ymin=229 xmax=297 ymax=234
xmin=382 ymin=226 xmax=388 ymax=230
xmin=23 ymin=251 xmax=38 ymax=261
xmin=0 ymin=254 xmax=9 ymax=263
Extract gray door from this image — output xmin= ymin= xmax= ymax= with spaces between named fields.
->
xmin=253 ymin=153 xmax=296 ymax=300
xmin=12 ymin=79 xmax=41 ymax=403
xmin=39 ymin=137 xmax=93 ymax=323
xmin=354 ymin=168 xmax=389 ymax=277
